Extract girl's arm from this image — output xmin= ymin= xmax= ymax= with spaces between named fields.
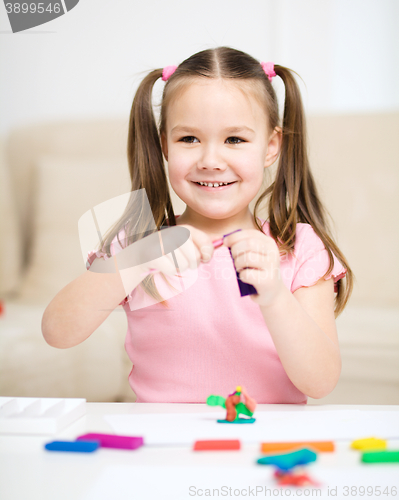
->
xmin=223 ymin=229 xmax=341 ymax=400
xmin=258 ymin=277 xmax=341 ymax=399
xmin=42 ymin=224 xmax=214 ymax=349
xmin=42 ymin=261 xmax=143 ymax=349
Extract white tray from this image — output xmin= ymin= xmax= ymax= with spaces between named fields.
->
xmin=0 ymin=397 xmax=86 ymax=435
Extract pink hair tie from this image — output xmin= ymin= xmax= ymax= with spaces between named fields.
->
xmin=162 ymin=65 xmax=178 ymax=81
xmin=260 ymin=61 xmax=276 ymax=82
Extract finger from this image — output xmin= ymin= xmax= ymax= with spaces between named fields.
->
xmin=223 ymin=229 xmax=275 ymax=248
xmin=195 ymin=232 xmax=214 ymax=262
xmin=199 ymin=243 xmax=214 ymax=263
xmin=235 ymin=249 xmax=278 ymax=274
xmin=169 ymin=247 xmax=190 ymax=272
xmin=240 ymin=266 xmax=280 ymax=288
xmin=238 ymin=268 xmax=254 ymax=284
xmin=230 ymin=238 xmax=279 ymax=262
xmin=178 ymin=237 xmax=201 ymax=269
xmin=222 ymin=229 xmax=254 ymax=248
xmin=179 ymin=224 xmax=214 ymax=263
xmin=238 ymin=267 xmax=265 ymax=285
xmin=233 ymin=251 xmax=264 ymax=272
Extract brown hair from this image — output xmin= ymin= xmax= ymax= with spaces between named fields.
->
xmin=99 ymin=46 xmax=353 ymax=316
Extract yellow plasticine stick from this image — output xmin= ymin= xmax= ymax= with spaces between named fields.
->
xmin=351 ymin=437 xmax=387 ymax=451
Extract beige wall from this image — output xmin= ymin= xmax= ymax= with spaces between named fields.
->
xmin=0 ymin=114 xmax=398 ymax=403
xmin=2 ymin=113 xmax=398 ymax=308
xmin=249 ymin=112 xmax=399 ymax=309
xmin=307 ymin=113 xmax=399 ymax=307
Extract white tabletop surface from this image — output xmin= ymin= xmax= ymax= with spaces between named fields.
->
xmin=1 ymin=403 xmax=398 ymax=500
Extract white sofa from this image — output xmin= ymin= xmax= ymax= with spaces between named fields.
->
xmin=0 ymin=114 xmax=398 ymax=403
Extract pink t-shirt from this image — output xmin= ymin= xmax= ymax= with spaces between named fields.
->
xmin=88 ymin=218 xmax=346 ymax=404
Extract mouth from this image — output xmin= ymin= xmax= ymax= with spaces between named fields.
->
xmin=192 ymin=181 xmax=237 ymax=190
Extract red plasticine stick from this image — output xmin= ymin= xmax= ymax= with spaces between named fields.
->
xmin=193 ymin=439 xmax=241 ymax=451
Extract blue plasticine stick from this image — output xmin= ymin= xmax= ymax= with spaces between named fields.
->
xmin=44 ymin=440 xmax=99 ymax=453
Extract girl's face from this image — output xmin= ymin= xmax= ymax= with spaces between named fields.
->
xmin=161 ymin=78 xmax=280 ymax=227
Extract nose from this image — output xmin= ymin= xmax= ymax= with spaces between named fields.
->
xmin=196 ymin=144 xmax=227 ymax=171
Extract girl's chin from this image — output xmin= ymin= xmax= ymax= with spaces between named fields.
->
xmin=182 ymin=209 xmax=246 ymax=222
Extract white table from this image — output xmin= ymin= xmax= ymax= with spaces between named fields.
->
xmin=1 ymin=403 xmax=398 ymax=500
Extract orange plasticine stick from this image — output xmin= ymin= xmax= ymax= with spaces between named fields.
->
xmin=261 ymin=441 xmax=335 ymax=453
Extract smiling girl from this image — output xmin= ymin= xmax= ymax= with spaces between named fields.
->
xmin=42 ymin=47 xmax=353 ymax=403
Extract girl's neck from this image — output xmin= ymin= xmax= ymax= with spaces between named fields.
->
xmin=175 ymin=209 xmax=260 ymax=240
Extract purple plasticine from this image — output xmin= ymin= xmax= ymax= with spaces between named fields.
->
xmin=223 ymin=229 xmax=258 ymax=297
xmin=77 ymin=433 xmax=144 ymax=450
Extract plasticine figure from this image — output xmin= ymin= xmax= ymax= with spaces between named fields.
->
xmin=206 ymin=386 xmax=257 ymax=423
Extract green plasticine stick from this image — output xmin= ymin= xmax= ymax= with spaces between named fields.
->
xmin=361 ymin=450 xmax=399 ymax=463
xmin=206 ymin=395 xmax=226 ymax=408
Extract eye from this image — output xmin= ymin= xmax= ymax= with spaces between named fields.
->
xmin=179 ymin=136 xmax=199 ymax=143
xmin=226 ymin=137 xmax=245 ymax=145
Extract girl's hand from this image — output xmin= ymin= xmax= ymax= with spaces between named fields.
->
xmin=139 ymin=224 xmax=214 ymax=278
xmin=222 ymin=229 xmax=285 ymax=307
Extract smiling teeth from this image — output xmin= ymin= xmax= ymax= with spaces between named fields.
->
xmin=198 ymin=182 xmax=231 ymax=187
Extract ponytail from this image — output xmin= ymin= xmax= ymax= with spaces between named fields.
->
xmin=99 ymin=69 xmax=179 ymax=308
xmin=254 ymin=65 xmax=353 ymax=316
xmin=127 ymin=69 xmax=176 ymax=233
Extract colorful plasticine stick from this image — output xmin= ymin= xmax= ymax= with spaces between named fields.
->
xmin=361 ymin=450 xmax=399 ymax=463
xmin=351 ymin=437 xmax=387 ymax=451
xmin=44 ymin=440 xmax=99 ymax=453
xmin=261 ymin=441 xmax=335 ymax=453
xmin=193 ymin=440 xmax=241 ymax=451
xmin=77 ymin=433 xmax=144 ymax=450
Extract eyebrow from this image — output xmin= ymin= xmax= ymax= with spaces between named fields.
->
xmin=171 ymin=125 xmax=255 ymax=135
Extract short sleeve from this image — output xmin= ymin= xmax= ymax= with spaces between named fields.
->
xmin=86 ymin=248 xmax=110 ymax=269
xmin=86 ymin=230 xmax=132 ymax=307
xmin=291 ymin=225 xmax=347 ymax=294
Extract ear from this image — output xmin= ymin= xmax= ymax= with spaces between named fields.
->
xmin=161 ymin=132 xmax=168 ymax=162
xmin=264 ymin=127 xmax=282 ymax=168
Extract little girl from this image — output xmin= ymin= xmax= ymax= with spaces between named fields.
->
xmin=42 ymin=46 xmax=353 ymax=404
